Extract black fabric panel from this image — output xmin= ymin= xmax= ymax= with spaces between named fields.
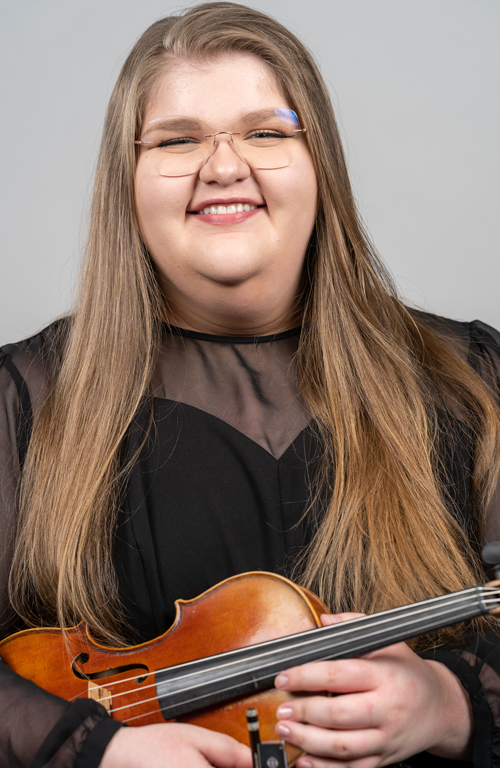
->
xmin=114 ymin=400 xmax=317 ymax=642
xmin=1 ymin=355 xmax=33 ymax=471
xmin=277 ymin=429 xmax=319 ymax=571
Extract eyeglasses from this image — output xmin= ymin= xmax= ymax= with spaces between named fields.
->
xmin=134 ymin=108 xmax=307 ymax=177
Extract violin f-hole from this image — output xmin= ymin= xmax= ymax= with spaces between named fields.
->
xmin=71 ymin=652 xmax=150 ymax=683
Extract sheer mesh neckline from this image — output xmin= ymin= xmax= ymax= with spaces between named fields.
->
xmin=166 ymin=325 xmax=302 ymax=344
xmin=153 ymin=325 xmax=309 ymax=458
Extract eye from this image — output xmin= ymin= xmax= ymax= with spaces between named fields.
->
xmin=157 ymin=136 xmax=201 ymax=149
xmin=246 ymin=129 xmax=288 ymax=141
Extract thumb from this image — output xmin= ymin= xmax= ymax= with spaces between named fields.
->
xmin=199 ymin=730 xmax=253 ymax=768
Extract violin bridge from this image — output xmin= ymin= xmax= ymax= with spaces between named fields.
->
xmin=88 ymin=680 xmax=112 ymax=713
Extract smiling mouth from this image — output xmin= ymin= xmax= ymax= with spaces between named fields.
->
xmin=192 ymin=204 xmax=261 ymax=215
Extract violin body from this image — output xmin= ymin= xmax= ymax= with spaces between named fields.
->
xmin=0 ymin=572 xmax=327 ymax=763
xmin=2 ymin=570 xmax=499 ymax=765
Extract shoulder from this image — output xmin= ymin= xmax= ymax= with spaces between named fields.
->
xmin=0 ymin=319 xmax=70 ymax=408
xmin=410 ymin=310 xmax=500 ymax=398
xmin=410 ymin=309 xmax=500 ymax=357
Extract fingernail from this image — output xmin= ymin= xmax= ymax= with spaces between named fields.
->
xmin=275 ymin=723 xmax=290 ymax=736
xmin=276 ymin=706 xmax=293 ymax=719
xmin=299 ymin=761 xmax=313 ymax=768
xmin=275 ymin=674 xmax=288 ymax=688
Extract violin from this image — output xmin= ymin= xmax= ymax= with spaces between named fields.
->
xmin=2 ymin=560 xmax=500 ymax=765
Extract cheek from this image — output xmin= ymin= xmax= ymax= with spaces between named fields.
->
xmin=134 ymin=169 xmax=192 ymax=242
xmin=292 ymin=155 xmax=318 ymax=213
xmin=263 ymin=161 xmax=317 ymax=230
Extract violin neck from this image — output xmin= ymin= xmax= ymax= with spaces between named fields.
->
xmin=155 ymin=584 xmax=493 ymax=720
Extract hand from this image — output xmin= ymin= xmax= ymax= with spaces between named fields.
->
xmin=274 ymin=613 xmax=474 ymax=768
xmin=100 ymin=722 xmax=252 ymax=768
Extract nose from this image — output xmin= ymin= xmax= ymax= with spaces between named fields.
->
xmin=198 ymin=132 xmax=251 ymax=186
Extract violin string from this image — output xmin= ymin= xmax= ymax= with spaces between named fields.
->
xmin=98 ymin=587 xmax=495 ymax=718
xmin=110 ymin=588 xmax=487 ymax=701
xmin=110 ymin=597 xmax=479 ymax=718
xmin=76 ymin=586 xmax=495 ymax=712
xmin=72 ymin=588 xmax=476 ymax=707
xmin=118 ymin=588 xmax=494 ymax=725
xmin=71 ymin=586 xmax=498 ymax=713
xmin=119 ymin=603 xmax=487 ymax=724
xmin=77 ymin=585 xmax=485 ymax=702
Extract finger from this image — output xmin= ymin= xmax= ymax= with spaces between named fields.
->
xmin=198 ymin=729 xmax=253 ymax=768
xmin=296 ymin=754 xmax=380 ymax=768
xmin=320 ymin=612 xmax=366 ymax=626
xmin=274 ymin=719 xmax=383 ymax=760
xmin=277 ymin=691 xmax=380 ymax=730
xmin=275 ymin=658 xmax=378 ymax=694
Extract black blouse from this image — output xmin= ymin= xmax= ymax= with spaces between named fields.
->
xmin=114 ymin=325 xmax=314 ymax=642
xmin=1 ymin=317 xmax=500 ymax=768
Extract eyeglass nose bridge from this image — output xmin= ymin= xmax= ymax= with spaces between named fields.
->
xmin=204 ymin=130 xmax=242 ymax=138
xmin=204 ymin=130 xmax=246 ymax=165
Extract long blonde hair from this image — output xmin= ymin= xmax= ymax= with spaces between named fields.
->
xmin=11 ymin=2 xmax=500 ymax=647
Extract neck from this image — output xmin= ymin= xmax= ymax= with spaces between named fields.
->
xmin=161 ymin=279 xmax=303 ymax=336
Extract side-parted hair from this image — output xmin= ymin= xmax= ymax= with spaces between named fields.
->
xmin=11 ymin=2 xmax=500 ymax=646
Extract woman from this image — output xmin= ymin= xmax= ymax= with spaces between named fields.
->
xmin=1 ymin=3 xmax=500 ymax=767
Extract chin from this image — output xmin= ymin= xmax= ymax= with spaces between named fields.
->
xmin=198 ymin=256 xmax=261 ymax=287
xmin=200 ymin=276 xmax=253 ymax=292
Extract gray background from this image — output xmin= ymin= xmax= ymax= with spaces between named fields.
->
xmin=1 ymin=0 xmax=499 ymax=347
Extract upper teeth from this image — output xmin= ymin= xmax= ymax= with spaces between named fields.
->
xmin=196 ymin=204 xmax=258 ymax=214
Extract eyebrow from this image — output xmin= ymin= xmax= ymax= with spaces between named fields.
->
xmin=238 ymin=109 xmax=282 ymax=125
xmin=142 ymin=117 xmax=204 ymax=136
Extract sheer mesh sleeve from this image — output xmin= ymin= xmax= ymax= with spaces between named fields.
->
xmin=469 ymin=321 xmax=500 ymax=547
xmin=0 ymin=328 xmax=123 ymax=768
xmin=416 ymin=319 xmax=500 ymax=768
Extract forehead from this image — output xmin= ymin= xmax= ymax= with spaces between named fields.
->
xmin=144 ymin=53 xmax=288 ymax=129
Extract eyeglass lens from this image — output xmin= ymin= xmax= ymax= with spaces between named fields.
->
xmin=138 ymin=108 xmax=304 ymax=177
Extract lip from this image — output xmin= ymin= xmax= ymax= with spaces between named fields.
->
xmin=188 ymin=207 xmax=263 ymax=226
xmin=188 ymin=197 xmax=264 ymax=213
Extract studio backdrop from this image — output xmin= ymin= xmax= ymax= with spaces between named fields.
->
xmin=1 ymin=0 xmax=499 ymax=346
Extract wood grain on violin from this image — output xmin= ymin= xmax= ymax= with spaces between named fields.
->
xmin=1 ymin=571 xmax=500 ymax=764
